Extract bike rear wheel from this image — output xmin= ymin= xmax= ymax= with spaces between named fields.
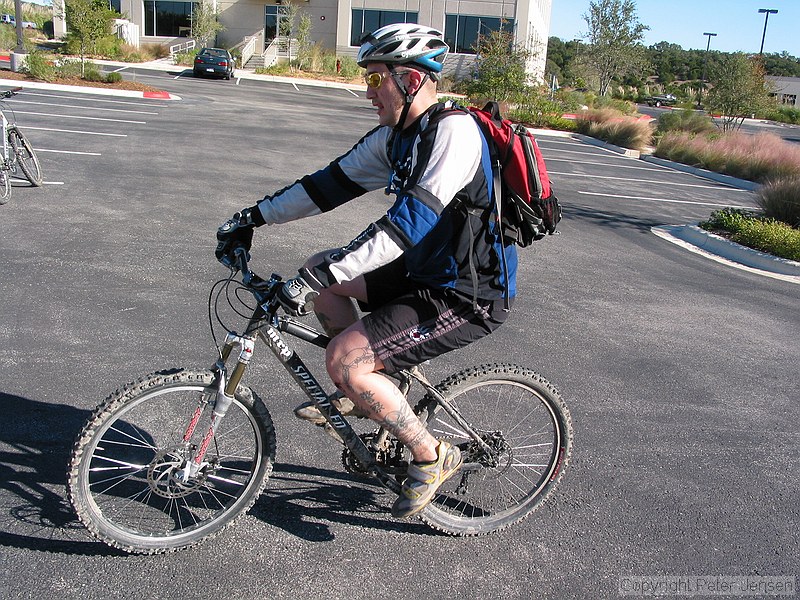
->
xmin=416 ymin=364 xmax=572 ymax=536
xmin=8 ymin=127 xmax=43 ymax=186
xmin=67 ymin=368 xmax=276 ymax=554
xmin=0 ymin=167 xmax=9 ymax=204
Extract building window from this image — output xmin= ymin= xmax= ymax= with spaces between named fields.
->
xmin=143 ymin=1 xmax=193 ymax=37
xmin=109 ymin=0 xmax=121 ymax=14
xmin=350 ymin=9 xmax=418 ymax=46
xmin=444 ymin=14 xmax=515 ymax=54
xmin=782 ymin=94 xmax=797 ymax=106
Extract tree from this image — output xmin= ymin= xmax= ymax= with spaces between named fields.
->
xmin=295 ymin=11 xmax=312 ymax=70
xmin=706 ymin=53 xmax=774 ymax=132
xmin=468 ymin=27 xmax=531 ymax=102
xmin=581 ymin=0 xmax=649 ymax=96
xmin=190 ymin=0 xmax=224 ymax=48
xmin=63 ymin=0 xmax=117 ymax=76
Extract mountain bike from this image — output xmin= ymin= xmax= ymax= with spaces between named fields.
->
xmin=0 ymin=87 xmax=43 ymax=205
xmin=66 ymin=248 xmax=573 ymax=554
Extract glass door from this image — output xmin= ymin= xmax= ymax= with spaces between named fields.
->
xmin=265 ymin=5 xmax=287 ymax=47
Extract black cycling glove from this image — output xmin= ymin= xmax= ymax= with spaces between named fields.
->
xmin=215 ymin=206 xmax=265 ymax=267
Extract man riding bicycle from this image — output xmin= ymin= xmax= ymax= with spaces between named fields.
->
xmin=216 ymin=24 xmax=518 ymax=518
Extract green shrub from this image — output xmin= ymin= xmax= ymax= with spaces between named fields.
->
xmin=594 ymin=96 xmax=637 ymax=115
xmin=83 ymin=68 xmax=105 ymax=82
xmin=764 ymin=105 xmax=800 ymax=125
xmin=105 ymin=71 xmax=123 ymax=83
xmin=756 ymin=178 xmax=800 ymax=227
xmin=256 ymin=62 xmax=291 ymax=76
xmin=56 ymin=58 xmax=84 ymax=78
xmin=22 ymin=48 xmax=57 ymax=82
xmin=656 ymin=110 xmax=716 ymax=136
xmin=173 ymin=49 xmax=198 ymax=66
xmin=336 ymin=55 xmax=361 ymax=79
xmin=0 ymin=22 xmax=15 ymax=50
xmin=701 ymin=207 xmax=800 ymax=261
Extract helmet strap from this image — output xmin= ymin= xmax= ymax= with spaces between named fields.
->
xmin=390 ymin=66 xmax=431 ymax=132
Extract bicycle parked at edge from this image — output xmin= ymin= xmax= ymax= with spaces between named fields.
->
xmin=0 ymin=87 xmax=43 ymax=205
xmin=67 ymin=248 xmax=573 ymax=554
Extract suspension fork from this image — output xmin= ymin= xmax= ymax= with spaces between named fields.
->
xmin=177 ymin=331 xmax=255 ymax=481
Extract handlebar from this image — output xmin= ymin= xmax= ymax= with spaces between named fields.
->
xmin=0 ymin=87 xmax=23 ymax=100
xmin=229 ymin=246 xmax=283 ymax=311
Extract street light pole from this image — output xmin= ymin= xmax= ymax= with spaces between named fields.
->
xmin=758 ymin=8 xmax=778 ymax=54
xmin=699 ymin=32 xmax=717 ymax=107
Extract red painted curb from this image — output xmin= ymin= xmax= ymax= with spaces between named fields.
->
xmin=143 ymin=90 xmax=171 ymax=99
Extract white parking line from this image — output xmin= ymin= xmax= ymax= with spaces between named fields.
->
xmin=13 ymin=111 xmax=146 ymax=124
xmin=578 ymin=191 xmax=753 ymax=208
xmin=550 ymin=170 xmax=750 ymax=191
xmin=10 ymin=99 xmax=159 ymax=115
xmin=35 ymin=148 xmax=101 ymax=156
xmin=18 ymin=126 xmax=127 ymax=137
xmin=345 ymin=88 xmax=359 ymax=97
xmin=291 ymin=81 xmax=299 ymax=91
xmin=546 ymin=156 xmax=670 ymax=173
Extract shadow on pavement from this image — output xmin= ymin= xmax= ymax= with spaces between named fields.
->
xmin=0 ymin=391 xmax=123 ymax=555
xmin=251 ymin=462 xmax=433 ymax=541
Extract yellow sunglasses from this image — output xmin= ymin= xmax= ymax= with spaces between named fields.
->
xmin=363 ymin=70 xmax=413 ymax=89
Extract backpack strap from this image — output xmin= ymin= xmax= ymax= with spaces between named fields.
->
xmin=431 ymin=102 xmax=512 ymax=313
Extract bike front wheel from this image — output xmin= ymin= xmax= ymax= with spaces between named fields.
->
xmin=8 ymin=127 xmax=43 ymax=186
xmin=67 ymin=368 xmax=276 ymax=554
xmin=416 ymin=364 xmax=572 ymax=536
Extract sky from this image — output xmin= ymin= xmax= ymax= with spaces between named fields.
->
xmin=549 ymin=0 xmax=800 ymax=55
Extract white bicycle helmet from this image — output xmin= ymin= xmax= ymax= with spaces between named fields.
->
xmin=357 ymin=23 xmax=449 ymax=81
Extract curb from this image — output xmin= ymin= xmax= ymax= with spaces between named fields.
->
xmin=0 ymin=76 xmax=181 ymax=100
xmin=652 ymin=224 xmax=800 ymax=284
xmin=571 ymin=133 xmax=641 ymax=158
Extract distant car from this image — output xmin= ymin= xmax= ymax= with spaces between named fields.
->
xmin=645 ymin=94 xmax=677 ymax=108
xmin=193 ymin=48 xmax=235 ymax=80
xmin=0 ymin=14 xmax=15 ymax=25
xmin=22 ymin=21 xmax=37 ymax=29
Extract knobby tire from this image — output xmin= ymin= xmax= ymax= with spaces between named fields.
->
xmin=8 ymin=127 xmax=43 ymax=186
xmin=0 ymin=167 xmax=10 ymax=204
xmin=67 ymin=368 xmax=276 ymax=554
xmin=416 ymin=364 xmax=572 ymax=536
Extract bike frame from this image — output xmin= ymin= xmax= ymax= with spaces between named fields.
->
xmin=180 ymin=250 xmax=496 ymax=495
xmin=0 ymin=108 xmax=9 ymax=168
xmin=205 ymin=307 xmax=402 ymax=494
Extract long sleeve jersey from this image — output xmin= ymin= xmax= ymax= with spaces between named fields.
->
xmin=255 ymin=102 xmax=517 ymax=303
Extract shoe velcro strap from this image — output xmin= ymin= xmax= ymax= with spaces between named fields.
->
xmin=405 ymin=462 xmax=438 ymax=485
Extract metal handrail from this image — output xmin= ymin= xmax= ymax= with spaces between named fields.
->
xmin=169 ymin=39 xmax=196 ymax=58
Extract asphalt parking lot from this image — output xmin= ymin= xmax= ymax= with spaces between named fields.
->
xmin=0 ymin=74 xmax=797 ymax=600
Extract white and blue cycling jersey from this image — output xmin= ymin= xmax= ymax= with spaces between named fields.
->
xmin=254 ymin=102 xmax=517 ymax=304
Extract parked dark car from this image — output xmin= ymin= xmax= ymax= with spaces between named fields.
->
xmin=645 ymin=94 xmax=677 ymax=107
xmin=193 ymin=48 xmax=235 ymax=80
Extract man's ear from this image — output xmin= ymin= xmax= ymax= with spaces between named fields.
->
xmin=406 ymin=69 xmax=425 ymax=95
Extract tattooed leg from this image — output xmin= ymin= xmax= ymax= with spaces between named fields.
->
xmin=327 ymin=324 xmax=438 ymax=463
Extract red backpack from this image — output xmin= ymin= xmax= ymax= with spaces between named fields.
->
xmin=466 ymin=101 xmax=562 ymax=247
